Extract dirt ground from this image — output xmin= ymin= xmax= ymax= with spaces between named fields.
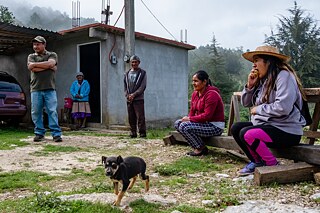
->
xmin=0 ymin=132 xmax=320 ymax=211
xmin=0 ymin=133 xmax=190 ymax=204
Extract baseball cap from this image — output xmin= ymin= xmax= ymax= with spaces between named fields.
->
xmin=130 ymin=55 xmax=140 ymax=62
xmin=32 ymin=36 xmax=46 ymax=43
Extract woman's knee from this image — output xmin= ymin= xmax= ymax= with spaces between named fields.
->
xmin=174 ymin=120 xmax=181 ymax=130
xmin=231 ymin=122 xmax=243 ymax=136
xmin=178 ymin=122 xmax=193 ymax=133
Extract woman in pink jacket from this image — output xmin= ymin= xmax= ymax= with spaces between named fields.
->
xmin=174 ymin=70 xmax=225 ymax=156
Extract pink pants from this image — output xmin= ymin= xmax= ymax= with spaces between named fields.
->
xmin=243 ymin=128 xmax=278 ymax=166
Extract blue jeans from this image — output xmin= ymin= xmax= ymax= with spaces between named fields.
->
xmin=31 ymin=90 xmax=61 ymax=137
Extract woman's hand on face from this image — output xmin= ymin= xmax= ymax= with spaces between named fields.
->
xmin=250 ymin=106 xmax=257 ymax=115
xmin=247 ymin=69 xmax=259 ymax=89
xmin=181 ymin=116 xmax=190 ymax=122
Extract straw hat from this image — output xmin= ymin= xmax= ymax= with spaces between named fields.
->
xmin=242 ymin=45 xmax=290 ymax=62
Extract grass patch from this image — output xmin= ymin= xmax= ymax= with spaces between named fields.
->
xmin=0 ymin=192 xmax=122 ymax=213
xmin=204 ymin=179 xmax=243 ymax=210
xmin=154 ymin=156 xmax=224 ymax=176
xmin=129 ymin=200 xmax=210 ymax=213
xmin=43 ymin=144 xmax=82 ymax=152
xmin=0 ymin=127 xmax=31 ymax=150
xmin=129 ymin=199 xmax=163 ymax=213
xmin=147 ymin=127 xmax=174 ymax=139
xmin=32 ymin=144 xmax=82 ymax=156
xmin=64 ymin=127 xmax=174 ymax=140
xmin=168 ymin=204 xmax=210 ymax=213
xmin=41 ymin=167 xmax=113 ymax=195
xmin=0 ymin=171 xmax=53 ymax=192
xmin=71 ymin=182 xmax=113 ymax=194
xmin=161 ymin=176 xmax=188 ymax=188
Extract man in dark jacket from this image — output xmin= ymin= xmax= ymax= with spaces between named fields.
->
xmin=124 ymin=55 xmax=147 ymax=138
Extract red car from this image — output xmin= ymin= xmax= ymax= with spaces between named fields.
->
xmin=0 ymin=71 xmax=27 ymax=123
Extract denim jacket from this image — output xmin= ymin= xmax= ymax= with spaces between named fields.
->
xmin=70 ymin=80 xmax=90 ymax=102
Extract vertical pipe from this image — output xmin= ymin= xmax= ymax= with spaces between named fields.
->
xmin=78 ymin=0 xmax=80 ymax=26
xmin=185 ymin=29 xmax=187 ymax=43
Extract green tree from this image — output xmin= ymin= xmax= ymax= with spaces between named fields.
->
xmin=206 ymin=35 xmax=240 ymax=103
xmin=0 ymin=5 xmax=15 ymax=24
xmin=265 ymin=1 xmax=320 ymax=87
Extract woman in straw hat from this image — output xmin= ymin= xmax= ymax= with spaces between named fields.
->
xmin=70 ymin=72 xmax=91 ymax=128
xmin=231 ymin=45 xmax=307 ymax=175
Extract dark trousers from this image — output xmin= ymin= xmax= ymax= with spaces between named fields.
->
xmin=127 ymin=100 xmax=146 ymax=135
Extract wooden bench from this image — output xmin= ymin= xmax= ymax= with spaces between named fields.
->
xmin=167 ymin=131 xmax=320 ymax=166
xmin=164 ymin=88 xmax=320 ymax=185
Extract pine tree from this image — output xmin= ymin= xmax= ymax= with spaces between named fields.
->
xmin=265 ymin=1 xmax=320 ymax=87
xmin=0 ymin=5 xmax=15 ymax=24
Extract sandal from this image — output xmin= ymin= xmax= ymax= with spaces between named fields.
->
xmin=186 ymin=146 xmax=208 ymax=156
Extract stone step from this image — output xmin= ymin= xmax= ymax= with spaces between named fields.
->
xmin=109 ymin=125 xmax=130 ymax=131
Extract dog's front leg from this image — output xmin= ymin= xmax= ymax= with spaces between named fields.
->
xmin=113 ymin=180 xmax=129 ymax=206
xmin=113 ymin=182 xmax=119 ymax=195
xmin=113 ymin=191 xmax=125 ymax=206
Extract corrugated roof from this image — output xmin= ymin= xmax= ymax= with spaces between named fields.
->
xmin=0 ymin=22 xmax=61 ymax=55
xmin=0 ymin=22 xmax=195 ymax=55
xmin=60 ymin=23 xmax=196 ymax=50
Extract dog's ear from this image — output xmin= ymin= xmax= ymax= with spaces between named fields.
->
xmin=116 ymin=155 xmax=124 ymax=164
xmin=102 ymin=156 xmax=107 ymax=164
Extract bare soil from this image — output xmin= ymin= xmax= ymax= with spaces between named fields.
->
xmin=0 ymin=131 xmax=320 ymax=211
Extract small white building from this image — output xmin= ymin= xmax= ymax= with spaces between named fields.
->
xmin=0 ymin=22 xmax=195 ymax=128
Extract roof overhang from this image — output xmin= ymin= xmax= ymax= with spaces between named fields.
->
xmin=60 ymin=23 xmax=196 ymax=50
xmin=0 ymin=22 xmax=61 ymax=55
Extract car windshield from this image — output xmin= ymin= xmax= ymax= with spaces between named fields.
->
xmin=0 ymin=81 xmax=22 ymax=92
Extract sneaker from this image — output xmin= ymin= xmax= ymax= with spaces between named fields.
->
xmin=33 ymin=134 xmax=44 ymax=142
xmin=238 ymin=161 xmax=265 ymax=176
xmin=53 ymin=136 xmax=63 ymax=142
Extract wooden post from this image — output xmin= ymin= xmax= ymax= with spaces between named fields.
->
xmin=307 ymin=102 xmax=320 ymax=144
xmin=163 ymin=135 xmax=176 ymax=145
xmin=314 ymin=172 xmax=320 ymax=185
xmin=227 ymin=94 xmax=241 ymax=136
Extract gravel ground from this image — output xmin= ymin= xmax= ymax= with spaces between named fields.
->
xmin=0 ymin=131 xmax=319 ymax=212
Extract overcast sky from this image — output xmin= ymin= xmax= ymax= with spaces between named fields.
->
xmin=2 ymin=0 xmax=320 ymax=50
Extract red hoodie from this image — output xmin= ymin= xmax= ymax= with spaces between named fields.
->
xmin=189 ymin=85 xmax=225 ymax=123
